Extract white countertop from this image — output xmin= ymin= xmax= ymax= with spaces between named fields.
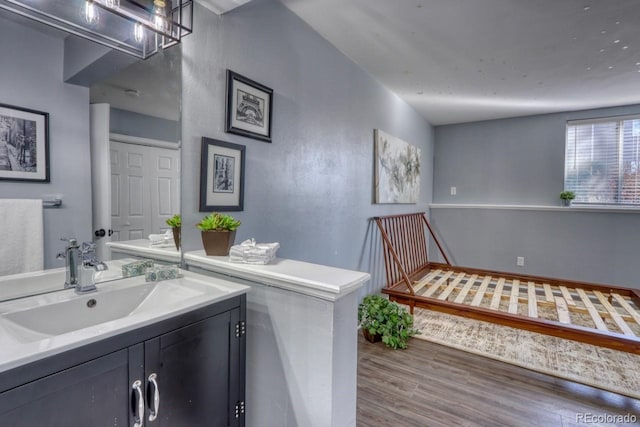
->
xmin=107 ymin=239 xmax=181 ymax=263
xmin=184 ymin=250 xmax=370 ymax=301
xmin=0 ymin=270 xmax=249 ymax=373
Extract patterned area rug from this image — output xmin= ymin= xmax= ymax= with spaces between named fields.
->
xmin=412 ymin=308 xmax=640 ymax=400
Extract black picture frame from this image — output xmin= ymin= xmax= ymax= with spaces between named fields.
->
xmin=199 ymin=137 xmax=245 ymax=211
xmin=225 ymin=69 xmax=273 ymax=143
xmin=0 ymin=103 xmax=49 ymax=182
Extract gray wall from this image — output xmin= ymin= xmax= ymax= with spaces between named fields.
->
xmin=432 ymin=104 xmax=640 ymax=288
xmin=110 ymin=108 xmax=179 ymax=142
xmin=181 ymin=0 xmax=434 ymax=293
xmin=0 ymin=16 xmax=92 ymax=269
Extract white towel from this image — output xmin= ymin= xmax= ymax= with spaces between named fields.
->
xmin=149 ymin=229 xmax=173 ymax=246
xmin=229 ymin=238 xmax=279 ymax=265
xmin=0 ymin=199 xmax=44 ymax=275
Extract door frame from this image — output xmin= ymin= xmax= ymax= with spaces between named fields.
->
xmin=90 ymin=104 xmax=179 ymax=260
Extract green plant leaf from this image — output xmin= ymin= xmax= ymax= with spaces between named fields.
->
xmin=358 ymin=294 xmax=419 ymax=350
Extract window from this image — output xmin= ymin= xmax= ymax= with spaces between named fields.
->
xmin=565 ymin=115 xmax=640 ymax=206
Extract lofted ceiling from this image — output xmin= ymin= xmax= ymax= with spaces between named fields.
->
xmin=280 ymin=0 xmax=640 ymax=125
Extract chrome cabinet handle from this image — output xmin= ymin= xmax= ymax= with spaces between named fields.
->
xmin=132 ymin=379 xmax=145 ymax=427
xmin=148 ymin=373 xmax=160 ymax=422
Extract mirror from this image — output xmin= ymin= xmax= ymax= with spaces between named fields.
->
xmin=0 ymin=9 xmax=181 ymax=301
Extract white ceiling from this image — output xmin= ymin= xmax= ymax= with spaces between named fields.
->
xmin=281 ymin=0 xmax=640 ymax=125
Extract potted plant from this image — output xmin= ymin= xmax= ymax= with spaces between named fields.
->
xmin=166 ymin=214 xmax=181 ymax=250
xmin=358 ymin=294 xmax=419 ymax=349
xmin=560 ymin=191 xmax=575 ymax=207
xmin=197 ymin=213 xmax=241 ymax=256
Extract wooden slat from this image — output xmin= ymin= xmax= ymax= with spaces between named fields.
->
xmin=593 ymin=291 xmax=634 ymax=336
xmin=508 ymin=280 xmax=520 ymax=314
xmin=576 ymin=289 xmax=608 ymax=331
xmin=543 ymin=284 xmax=554 ymax=302
xmin=489 ymin=278 xmax=505 ymax=310
xmin=421 ymin=271 xmax=454 ymax=298
xmin=559 ymin=286 xmax=576 ymax=306
xmin=437 ymin=272 xmax=466 ymax=301
xmin=611 ymin=293 xmax=640 ymax=327
xmin=527 ymin=282 xmax=538 ymax=318
xmin=454 ymin=274 xmax=479 ymax=304
xmin=470 ymin=276 xmax=492 ymax=306
xmin=413 ymin=269 xmax=441 ymax=293
xmin=555 ymin=297 xmax=571 ymax=324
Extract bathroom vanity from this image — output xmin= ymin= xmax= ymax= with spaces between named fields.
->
xmin=0 ymin=270 xmax=249 ymax=427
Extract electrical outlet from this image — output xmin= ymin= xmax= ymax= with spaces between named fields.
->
xmin=516 ymin=256 xmax=525 ymax=267
xmin=450 ymin=186 xmax=457 ymax=196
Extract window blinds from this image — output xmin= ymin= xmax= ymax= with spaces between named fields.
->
xmin=565 ymin=116 xmax=640 ymax=206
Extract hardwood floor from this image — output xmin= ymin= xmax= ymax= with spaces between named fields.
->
xmin=357 ymin=335 xmax=640 ymax=427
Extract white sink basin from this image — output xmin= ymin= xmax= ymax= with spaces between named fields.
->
xmin=4 ymin=278 xmax=221 ymax=336
xmin=0 ymin=270 xmax=249 ymax=372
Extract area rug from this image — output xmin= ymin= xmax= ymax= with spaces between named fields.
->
xmin=412 ymin=308 xmax=640 ymax=400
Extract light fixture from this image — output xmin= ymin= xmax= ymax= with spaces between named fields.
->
xmin=0 ymin=0 xmax=193 ymax=59
xmin=83 ymin=1 xmax=99 ymax=25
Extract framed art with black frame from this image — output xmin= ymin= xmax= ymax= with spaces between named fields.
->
xmin=225 ymin=69 xmax=273 ymax=143
xmin=0 ymin=103 xmax=49 ymax=182
xmin=200 ymin=137 xmax=245 ymax=211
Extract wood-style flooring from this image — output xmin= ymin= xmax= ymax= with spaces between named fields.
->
xmin=357 ymin=335 xmax=640 ymax=427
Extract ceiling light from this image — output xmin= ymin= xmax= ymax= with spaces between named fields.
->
xmin=622 ymin=46 xmax=629 ymax=50
xmin=83 ymin=1 xmax=99 ymax=24
xmin=583 ymin=6 xmax=591 ymax=11
xmin=0 ymin=0 xmax=193 ymax=59
xmin=614 ymin=40 xmax=621 ymax=44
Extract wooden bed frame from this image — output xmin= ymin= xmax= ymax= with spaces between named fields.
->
xmin=375 ymin=212 xmax=640 ymax=355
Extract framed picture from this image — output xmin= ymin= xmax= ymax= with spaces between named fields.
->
xmin=0 ymin=103 xmax=49 ymax=182
xmin=225 ymin=70 xmax=273 ymax=143
xmin=200 ymin=137 xmax=245 ymax=211
xmin=374 ymin=129 xmax=421 ymax=203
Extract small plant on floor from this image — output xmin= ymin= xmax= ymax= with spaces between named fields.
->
xmin=358 ymin=294 xmax=419 ymax=349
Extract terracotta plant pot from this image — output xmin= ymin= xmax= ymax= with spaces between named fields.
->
xmin=201 ymin=230 xmax=237 ymax=256
xmin=172 ymin=227 xmax=181 ymax=251
xmin=362 ymin=328 xmax=382 ymax=343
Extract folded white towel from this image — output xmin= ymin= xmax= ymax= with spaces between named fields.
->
xmin=229 ymin=238 xmax=279 ymax=264
xmin=149 ymin=229 xmax=173 ymax=246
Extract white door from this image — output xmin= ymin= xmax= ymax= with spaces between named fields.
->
xmin=110 ymin=141 xmax=180 ymax=242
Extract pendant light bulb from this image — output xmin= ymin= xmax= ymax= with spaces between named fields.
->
xmin=83 ymin=1 xmax=99 ymax=24
xmin=153 ymin=0 xmax=172 ymax=34
xmin=134 ymin=23 xmax=145 ymax=43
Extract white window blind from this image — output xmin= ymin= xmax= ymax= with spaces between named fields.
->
xmin=565 ymin=116 xmax=640 ymax=206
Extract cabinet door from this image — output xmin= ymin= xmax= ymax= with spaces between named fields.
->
xmin=145 ymin=308 xmax=242 ymax=427
xmin=0 ymin=350 xmax=130 ymax=427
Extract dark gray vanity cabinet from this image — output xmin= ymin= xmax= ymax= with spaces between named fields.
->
xmin=140 ymin=308 xmax=243 ymax=427
xmin=0 ymin=350 xmax=130 ymax=426
xmin=0 ymin=295 xmax=246 ymax=427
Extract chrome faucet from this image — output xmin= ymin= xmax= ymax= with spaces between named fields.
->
xmin=57 ymin=238 xmax=80 ymax=289
xmin=57 ymin=239 xmax=107 ymax=294
xmin=77 ymin=242 xmax=107 ymax=294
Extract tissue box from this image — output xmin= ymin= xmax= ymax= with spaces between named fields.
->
xmin=145 ymin=265 xmax=180 ymax=282
xmin=122 ymin=260 xmax=154 ymax=277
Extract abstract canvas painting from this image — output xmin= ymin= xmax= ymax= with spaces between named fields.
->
xmin=374 ymin=129 xmax=421 ymax=203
